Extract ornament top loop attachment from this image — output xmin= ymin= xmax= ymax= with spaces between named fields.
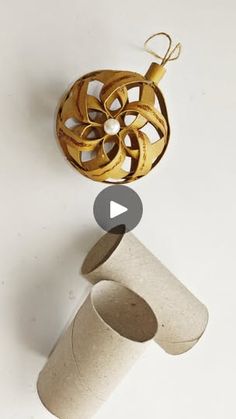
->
xmin=144 ymin=32 xmax=182 ymax=66
xmin=144 ymin=32 xmax=182 ymax=84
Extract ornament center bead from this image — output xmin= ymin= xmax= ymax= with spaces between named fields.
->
xmin=104 ymin=118 xmax=120 ymax=135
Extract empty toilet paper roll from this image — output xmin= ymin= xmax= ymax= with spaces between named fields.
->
xmin=37 ymin=280 xmax=157 ymax=419
xmin=82 ymin=229 xmax=208 ymax=355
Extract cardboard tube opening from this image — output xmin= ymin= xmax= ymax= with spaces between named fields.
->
xmin=82 ymin=230 xmax=124 ymax=274
xmin=37 ymin=280 xmax=157 ymax=419
xmin=92 ymin=281 xmax=158 ymax=342
xmin=81 ymin=230 xmax=208 ymax=355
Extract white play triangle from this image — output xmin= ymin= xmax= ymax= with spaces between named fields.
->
xmin=110 ymin=200 xmax=128 ymax=219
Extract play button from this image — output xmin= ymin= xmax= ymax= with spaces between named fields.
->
xmin=93 ymin=185 xmax=143 ymax=233
xmin=110 ymin=201 xmax=128 ymax=219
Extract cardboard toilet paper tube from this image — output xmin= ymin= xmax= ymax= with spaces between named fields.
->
xmin=82 ymin=229 xmax=208 ymax=355
xmin=37 ymin=280 xmax=157 ymax=419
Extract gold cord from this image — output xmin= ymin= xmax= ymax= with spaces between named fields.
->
xmin=144 ymin=32 xmax=182 ymax=66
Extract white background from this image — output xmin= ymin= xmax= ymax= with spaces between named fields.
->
xmin=0 ymin=0 xmax=236 ymax=418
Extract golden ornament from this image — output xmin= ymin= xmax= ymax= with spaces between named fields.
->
xmin=56 ymin=33 xmax=181 ymax=183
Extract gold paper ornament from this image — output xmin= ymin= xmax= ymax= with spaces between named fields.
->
xmin=57 ymin=33 xmax=181 ymax=183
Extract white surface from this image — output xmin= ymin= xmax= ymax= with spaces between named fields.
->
xmin=110 ymin=201 xmax=128 ymax=218
xmin=0 ymin=0 xmax=235 ymax=418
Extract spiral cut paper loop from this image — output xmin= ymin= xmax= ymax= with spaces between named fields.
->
xmin=57 ymin=69 xmax=170 ymax=183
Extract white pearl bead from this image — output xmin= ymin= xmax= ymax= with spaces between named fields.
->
xmin=104 ymin=118 xmax=120 ymax=135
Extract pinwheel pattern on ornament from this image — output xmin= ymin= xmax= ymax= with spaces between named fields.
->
xmin=57 ymin=70 xmax=170 ymax=183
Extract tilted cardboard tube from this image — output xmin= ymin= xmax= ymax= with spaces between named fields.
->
xmin=82 ymin=229 xmax=209 ymax=355
xmin=37 ymin=280 xmax=157 ymax=419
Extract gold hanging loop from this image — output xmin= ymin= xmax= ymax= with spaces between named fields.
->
xmin=144 ymin=32 xmax=182 ymax=84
